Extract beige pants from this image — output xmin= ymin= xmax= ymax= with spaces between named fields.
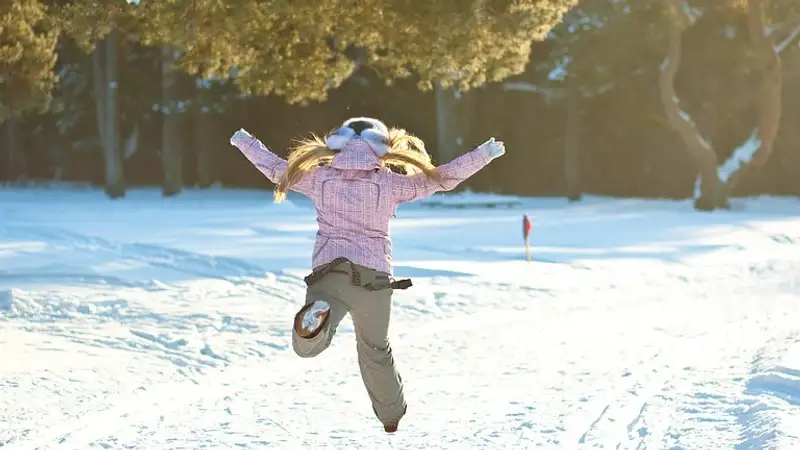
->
xmin=292 ymin=261 xmax=407 ymax=426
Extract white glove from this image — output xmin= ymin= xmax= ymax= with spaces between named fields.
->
xmin=476 ymin=137 xmax=505 ymax=160
xmin=230 ymin=128 xmax=253 ymax=146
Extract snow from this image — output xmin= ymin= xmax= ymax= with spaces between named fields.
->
xmin=2 ymin=187 xmax=800 ymax=449
xmin=675 ymin=108 xmax=713 ymax=151
xmin=776 ymin=23 xmax=800 ymax=54
xmin=502 ymin=81 xmax=549 ymax=95
xmin=417 ymin=189 xmax=523 ymax=209
xmin=693 ymin=175 xmax=703 ymax=199
xmin=719 ymin=129 xmax=762 ymax=183
xmin=548 ymin=56 xmax=570 ymax=81
xmin=680 ymin=2 xmax=703 ymax=24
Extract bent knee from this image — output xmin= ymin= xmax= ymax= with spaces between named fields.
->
xmin=293 ymin=345 xmax=321 ymax=359
xmin=294 ymin=348 xmax=318 ymax=358
xmin=292 ymin=333 xmax=329 ymax=358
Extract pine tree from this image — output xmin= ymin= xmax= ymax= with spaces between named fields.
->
xmin=0 ymin=0 xmax=59 ymax=119
xmin=58 ymin=0 xmax=579 ymax=104
xmin=0 ymin=0 xmax=59 ymax=180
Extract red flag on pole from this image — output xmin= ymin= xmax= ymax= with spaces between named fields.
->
xmin=523 ymin=214 xmax=532 ymax=239
xmin=523 ymin=215 xmax=532 ymax=262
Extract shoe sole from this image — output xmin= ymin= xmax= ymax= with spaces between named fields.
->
xmin=295 ymin=300 xmax=330 ymax=338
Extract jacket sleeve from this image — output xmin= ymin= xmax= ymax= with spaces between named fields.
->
xmin=388 ymin=147 xmax=493 ymax=204
xmin=230 ymin=132 xmax=316 ymax=197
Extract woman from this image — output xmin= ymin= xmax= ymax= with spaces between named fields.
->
xmin=230 ymin=117 xmax=505 ymax=432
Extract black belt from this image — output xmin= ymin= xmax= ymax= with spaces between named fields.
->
xmin=303 ymin=257 xmax=412 ymax=291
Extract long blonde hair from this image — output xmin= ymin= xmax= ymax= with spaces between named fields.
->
xmin=273 ymin=128 xmax=443 ymax=203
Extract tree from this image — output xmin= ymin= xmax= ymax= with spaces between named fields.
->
xmin=160 ymin=45 xmax=182 ymax=196
xmin=659 ymin=0 xmax=800 ymax=210
xmin=517 ymin=0 xmax=799 ymax=206
xmin=191 ymin=76 xmax=241 ymax=188
xmin=503 ymin=0 xmax=668 ymax=200
xmin=0 ymin=0 xmax=59 ymax=180
xmin=56 ymin=0 xmax=581 ymax=103
xmin=131 ymin=0 xmax=579 ymax=102
xmin=54 ymin=0 xmax=578 ymax=192
xmin=93 ymin=28 xmax=126 ymax=198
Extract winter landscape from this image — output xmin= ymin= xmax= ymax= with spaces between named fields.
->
xmin=4 ymin=0 xmax=800 ymax=448
xmin=1 ymin=187 xmax=799 ymax=449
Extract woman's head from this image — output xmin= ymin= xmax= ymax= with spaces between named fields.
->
xmin=273 ymin=117 xmax=443 ymax=203
xmin=326 ymin=117 xmax=391 ymax=157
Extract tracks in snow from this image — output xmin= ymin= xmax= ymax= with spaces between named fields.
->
xmin=0 ymin=224 xmax=270 ymax=285
xmin=3 ymin=213 xmax=800 ymax=448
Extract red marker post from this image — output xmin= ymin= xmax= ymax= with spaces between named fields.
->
xmin=523 ymin=214 xmax=532 ymax=262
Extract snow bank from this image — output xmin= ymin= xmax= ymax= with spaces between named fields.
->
xmin=2 ymin=188 xmax=800 ymax=449
xmin=748 ymin=342 xmax=800 ymax=405
xmin=417 ymin=190 xmax=524 ymax=209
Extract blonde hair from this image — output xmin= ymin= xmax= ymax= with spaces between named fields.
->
xmin=273 ymin=128 xmax=443 ymax=203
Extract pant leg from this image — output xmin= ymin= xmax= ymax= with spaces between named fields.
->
xmin=291 ymin=280 xmax=349 ymax=358
xmin=348 ymin=267 xmax=407 ymax=425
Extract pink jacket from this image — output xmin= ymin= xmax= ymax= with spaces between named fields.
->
xmin=232 ymin=134 xmax=492 ymax=275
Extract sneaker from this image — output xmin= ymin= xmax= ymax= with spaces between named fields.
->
xmin=296 ymin=300 xmax=330 ymax=337
xmin=372 ymin=404 xmax=404 ymax=433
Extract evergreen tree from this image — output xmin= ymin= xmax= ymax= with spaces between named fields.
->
xmin=0 ymin=0 xmax=59 ymax=180
xmin=0 ymin=0 xmax=59 ymax=120
xmin=57 ymin=0 xmax=579 ymax=104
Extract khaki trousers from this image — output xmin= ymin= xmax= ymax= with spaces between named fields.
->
xmin=292 ymin=261 xmax=407 ymax=426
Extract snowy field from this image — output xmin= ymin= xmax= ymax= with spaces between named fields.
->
xmin=1 ymin=186 xmax=800 ymax=450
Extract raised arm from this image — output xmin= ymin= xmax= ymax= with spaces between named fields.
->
xmin=389 ymin=138 xmax=505 ymax=203
xmin=229 ymin=129 xmax=316 ymax=197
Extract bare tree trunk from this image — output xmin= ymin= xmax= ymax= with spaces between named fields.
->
xmin=4 ymin=117 xmax=25 ymax=181
xmin=467 ymin=86 xmax=503 ymax=192
xmin=92 ymin=41 xmax=105 ymax=143
xmin=564 ymin=87 xmax=582 ymax=202
xmin=658 ymin=0 xmax=727 ymax=211
xmin=724 ymin=0 xmax=783 ymax=195
xmin=105 ymin=29 xmax=124 ymax=197
xmin=435 ymin=84 xmax=474 ymax=163
xmin=94 ymin=31 xmax=125 ymax=198
xmin=161 ymin=45 xmax=183 ymax=197
xmin=44 ymin=115 xmax=65 ymax=180
xmin=507 ymin=89 xmax=533 ymax=195
xmin=195 ymin=108 xmax=215 ymax=188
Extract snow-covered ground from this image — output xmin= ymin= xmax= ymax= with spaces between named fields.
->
xmin=1 ymin=187 xmax=799 ymax=450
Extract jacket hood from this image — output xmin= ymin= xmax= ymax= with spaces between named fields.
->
xmin=330 ymin=138 xmax=384 ymax=171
